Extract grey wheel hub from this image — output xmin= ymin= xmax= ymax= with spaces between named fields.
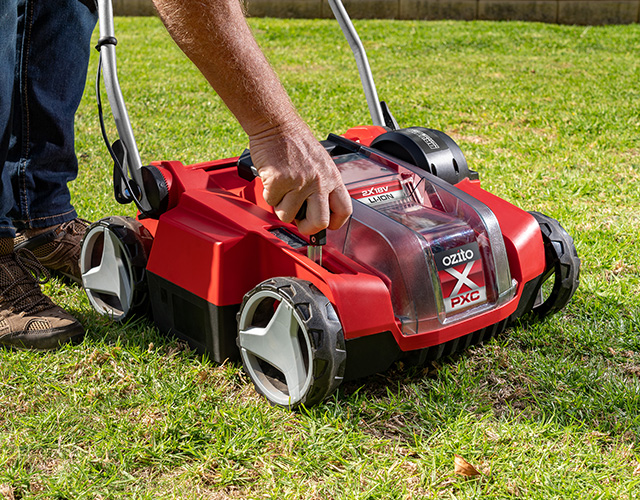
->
xmin=238 ymin=289 xmax=313 ymax=406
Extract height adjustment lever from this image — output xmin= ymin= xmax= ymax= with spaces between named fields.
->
xmin=238 ymin=149 xmax=326 ymax=266
xmin=295 ymin=203 xmax=326 ymax=267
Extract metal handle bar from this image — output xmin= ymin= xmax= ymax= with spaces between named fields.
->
xmin=97 ymin=0 xmax=151 ymax=212
xmin=95 ymin=0 xmax=385 ymax=207
xmin=327 ymin=0 xmax=385 ymax=127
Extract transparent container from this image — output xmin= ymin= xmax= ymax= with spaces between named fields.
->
xmin=327 ymin=151 xmax=514 ymax=336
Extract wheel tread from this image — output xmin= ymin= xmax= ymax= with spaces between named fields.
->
xmin=238 ymin=277 xmax=346 ymax=409
xmin=528 ymin=211 xmax=580 ymax=319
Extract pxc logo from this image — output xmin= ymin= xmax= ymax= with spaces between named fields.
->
xmin=436 ymin=243 xmax=487 ymax=313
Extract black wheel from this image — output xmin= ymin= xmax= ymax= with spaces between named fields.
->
xmin=528 ymin=211 xmax=580 ymax=319
xmin=80 ymin=216 xmax=153 ymax=321
xmin=370 ymin=127 xmax=478 ymax=184
xmin=236 ymin=277 xmax=346 ymax=409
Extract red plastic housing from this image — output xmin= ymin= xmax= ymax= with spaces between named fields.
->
xmin=140 ymin=133 xmax=545 ymax=353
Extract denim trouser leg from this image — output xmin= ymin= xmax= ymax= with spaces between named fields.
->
xmin=0 ymin=0 xmax=97 ymax=238
xmin=0 ymin=1 xmax=18 ymax=238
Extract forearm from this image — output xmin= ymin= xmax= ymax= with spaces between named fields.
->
xmin=152 ymin=0 xmax=299 ymax=137
xmin=151 ymin=0 xmax=352 ymax=233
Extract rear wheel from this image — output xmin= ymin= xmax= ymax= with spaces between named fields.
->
xmin=528 ymin=211 xmax=580 ymax=319
xmin=237 ymin=277 xmax=346 ymax=409
xmin=80 ymin=216 xmax=153 ymax=321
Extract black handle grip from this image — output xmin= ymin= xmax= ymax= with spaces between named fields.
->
xmin=237 ymin=149 xmax=258 ymax=181
xmin=295 ymin=201 xmax=307 ymax=221
xmin=296 ymin=203 xmax=326 ymax=245
xmin=309 ymin=229 xmax=326 ymax=246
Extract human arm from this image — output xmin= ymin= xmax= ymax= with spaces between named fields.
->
xmin=151 ymin=0 xmax=352 ymax=234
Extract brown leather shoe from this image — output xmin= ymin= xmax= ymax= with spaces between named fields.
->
xmin=0 ymin=249 xmax=84 ymax=350
xmin=14 ymin=218 xmax=89 ymax=284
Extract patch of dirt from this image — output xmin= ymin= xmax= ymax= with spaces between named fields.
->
xmin=0 ymin=484 xmax=14 ymax=500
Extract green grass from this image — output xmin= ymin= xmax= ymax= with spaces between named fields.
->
xmin=2 ymin=17 xmax=640 ymax=498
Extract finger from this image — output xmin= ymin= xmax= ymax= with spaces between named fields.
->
xmin=273 ymin=190 xmax=306 ymax=225
xmin=263 ymin=185 xmax=285 ymax=212
xmin=327 ymin=184 xmax=353 ymax=230
xmin=295 ymin=192 xmax=330 ymax=235
xmin=259 ymin=166 xmax=290 ymax=208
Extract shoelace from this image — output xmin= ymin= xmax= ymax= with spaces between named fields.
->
xmin=0 ymin=249 xmax=51 ymax=315
xmin=58 ymin=218 xmax=89 ymax=237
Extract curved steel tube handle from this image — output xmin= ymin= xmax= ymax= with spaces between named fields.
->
xmin=96 ymin=0 xmax=151 ymax=212
xmin=327 ymin=0 xmax=385 ymax=127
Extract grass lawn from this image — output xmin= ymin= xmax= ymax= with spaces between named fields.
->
xmin=1 ymin=16 xmax=640 ymax=499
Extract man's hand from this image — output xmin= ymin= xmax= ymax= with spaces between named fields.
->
xmin=249 ymin=119 xmax=352 ymax=235
xmin=152 ymin=0 xmax=352 ymax=233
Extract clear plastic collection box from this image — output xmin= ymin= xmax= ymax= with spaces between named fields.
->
xmin=327 ymin=151 xmax=513 ymax=336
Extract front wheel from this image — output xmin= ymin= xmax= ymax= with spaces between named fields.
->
xmin=80 ymin=216 xmax=153 ymax=321
xmin=528 ymin=211 xmax=580 ymax=319
xmin=237 ymin=277 xmax=346 ymax=409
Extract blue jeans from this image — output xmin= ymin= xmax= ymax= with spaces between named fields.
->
xmin=0 ymin=0 xmax=97 ymax=238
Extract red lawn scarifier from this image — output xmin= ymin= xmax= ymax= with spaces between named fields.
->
xmin=82 ymin=0 xmax=580 ymax=408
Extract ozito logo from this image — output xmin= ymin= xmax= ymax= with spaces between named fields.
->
xmin=436 ymin=243 xmax=487 ymax=313
xmin=435 ymin=243 xmax=478 ymax=271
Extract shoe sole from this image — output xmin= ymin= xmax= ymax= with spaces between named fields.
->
xmin=0 ymin=324 xmax=85 ymax=351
